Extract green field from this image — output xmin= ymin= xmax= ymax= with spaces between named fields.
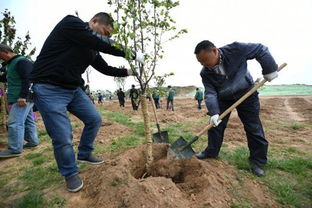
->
xmin=185 ymin=84 xmax=312 ymax=97
xmin=258 ymin=85 xmax=312 ymax=96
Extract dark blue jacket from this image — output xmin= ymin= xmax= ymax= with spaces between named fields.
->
xmin=200 ymin=42 xmax=277 ymax=116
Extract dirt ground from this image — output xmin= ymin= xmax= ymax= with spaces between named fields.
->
xmin=0 ymin=95 xmax=311 ymax=207
xmin=62 ymin=95 xmax=311 ymax=208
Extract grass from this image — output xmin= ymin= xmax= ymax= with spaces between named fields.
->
xmin=220 ymin=146 xmax=312 ymax=207
xmin=10 ymin=191 xmax=46 ymax=208
xmin=105 ymin=135 xmax=145 ymax=154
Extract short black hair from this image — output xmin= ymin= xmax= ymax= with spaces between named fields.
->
xmin=132 ymin=84 xmax=135 ymax=88
xmin=91 ymin=12 xmax=114 ymax=27
xmin=196 ymin=88 xmax=199 ymax=90
xmin=194 ymin=40 xmax=216 ymax=54
xmin=168 ymin=85 xmax=171 ymax=88
xmin=0 ymin=44 xmax=13 ymax=53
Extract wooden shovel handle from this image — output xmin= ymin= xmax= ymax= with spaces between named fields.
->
xmin=150 ymin=94 xmax=160 ymax=126
xmin=196 ymin=63 xmax=287 ymax=137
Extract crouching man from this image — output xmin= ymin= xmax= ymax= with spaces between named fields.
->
xmin=194 ymin=40 xmax=278 ymax=177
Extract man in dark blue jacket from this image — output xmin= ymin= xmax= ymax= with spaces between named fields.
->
xmin=31 ymin=12 xmax=144 ymax=192
xmin=194 ymin=40 xmax=278 ymax=177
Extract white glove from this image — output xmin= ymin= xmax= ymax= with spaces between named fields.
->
xmin=127 ymin=66 xmax=139 ymax=76
xmin=263 ymin=71 xmax=278 ymax=82
xmin=210 ymin=114 xmax=222 ymax=127
xmin=135 ymin=51 xmax=145 ymax=65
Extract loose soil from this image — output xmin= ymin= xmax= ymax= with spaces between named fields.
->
xmin=78 ymin=144 xmax=278 ymax=208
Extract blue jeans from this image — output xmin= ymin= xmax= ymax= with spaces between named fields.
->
xmin=8 ymin=102 xmax=38 ymax=153
xmin=33 ymin=83 xmax=102 ymax=177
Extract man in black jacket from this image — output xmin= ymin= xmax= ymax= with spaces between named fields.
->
xmin=31 ymin=12 xmax=144 ymax=192
xmin=117 ymin=88 xmax=125 ymax=107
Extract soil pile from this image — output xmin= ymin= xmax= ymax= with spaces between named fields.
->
xmin=82 ymin=144 xmax=277 ymax=208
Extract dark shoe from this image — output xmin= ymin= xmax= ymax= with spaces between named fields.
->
xmin=77 ymin=154 xmax=104 ymax=165
xmin=0 ymin=150 xmax=21 ymax=158
xmin=65 ymin=174 xmax=83 ymax=192
xmin=250 ymin=163 xmax=265 ymax=177
xmin=23 ymin=143 xmax=38 ymax=149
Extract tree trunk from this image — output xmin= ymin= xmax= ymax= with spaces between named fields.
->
xmin=140 ymin=93 xmax=153 ymax=173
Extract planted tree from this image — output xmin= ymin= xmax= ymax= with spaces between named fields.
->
xmin=108 ymin=0 xmax=187 ymax=172
xmin=0 ymin=9 xmax=36 ymax=130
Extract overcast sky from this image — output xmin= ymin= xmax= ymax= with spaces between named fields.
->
xmin=1 ymin=0 xmax=311 ymax=91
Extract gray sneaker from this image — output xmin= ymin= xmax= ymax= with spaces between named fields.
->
xmin=23 ymin=143 xmax=38 ymax=149
xmin=0 ymin=150 xmax=21 ymax=158
xmin=77 ymin=154 xmax=104 ymax=165
xmin=65 ymin=174 xmax=84 ymax=192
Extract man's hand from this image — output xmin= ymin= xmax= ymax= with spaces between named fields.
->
xmin=17 ymin=98 xmax=27 ymax=107
xmin=127 ymin=65 xmax=139 ymax=76
xmin=135 ymin=51 xmax=145 ymax=65
xmin=263 ymin=71 xmax=278 ymax=82
xmin=210 ymin=114 xmax=222 ymax=127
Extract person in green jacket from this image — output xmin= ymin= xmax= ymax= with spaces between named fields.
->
xmin=152 ymin=90 xmax=160 ymax=109
xmin=0 ymin=44 xmax=38 ymax=158
xmin=195 ymin=88 xmax=204 ymax=110
xmin=167 ymin=85 xmax=175 ymax=111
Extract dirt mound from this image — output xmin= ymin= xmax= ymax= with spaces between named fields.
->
xmin=82 ymin=144 xmax=278 ymax=208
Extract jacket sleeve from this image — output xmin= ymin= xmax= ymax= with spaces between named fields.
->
xmin=91 ymin=54 xmax=128 ymax=77
xmin=237 ymin=42 xmax=278 ymax=75
xmin=61 ymin=16 xmax=135 ymax=59
xmin=15 ymin=59 xmax=33 ymax=98
xmin=201 ymin=72 xmax=220 ymax=116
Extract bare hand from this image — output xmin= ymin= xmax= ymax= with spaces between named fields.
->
xmin=17 ymin=98 xmax=27 ymax=107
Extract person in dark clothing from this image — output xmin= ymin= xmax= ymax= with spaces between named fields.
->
xmin=30 ymin=13 xmax=145 ymax=192
xmin=0 ymin=44 xmax=39 ymax=158
xmin=117 ymin=88 xmax=125 ymax=107
xmin=166 ymin=85 xmax=174 ymax=111
xmin=194 ymin=88 xmax=204 ymax=110
xmin=98 ymin=94 xmax=103 ymax=105
xmin=152 ymin=90 xmax=160 ymax=109
xmin=129 ymin=85 xmax=139 ymax=110
xmin=194 ymin=40 xmax=278 ymax=177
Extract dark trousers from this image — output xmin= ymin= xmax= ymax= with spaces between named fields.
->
xmin=154 ymin=98 xmax=160 ymax=109
xmin=203 ymin=92 xmax=268 ymax=166
xmin=167 ymin=99 xmax=174 ymax=111
xmin=118 ymin=98 xmax=125 ymax=107
xmin=131 ymin=99 xmax=138 ymax=110
xmin=197 ymin=99 xmax=203 ymax=109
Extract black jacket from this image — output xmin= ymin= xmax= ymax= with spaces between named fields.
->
xmin=31 ymin=15 xmax=131 ymax=89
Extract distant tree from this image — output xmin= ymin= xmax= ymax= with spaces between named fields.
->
xmin=114 ymin=77 xmax=127 ymax=91
xmin=0 ymin=9 xmax=36 ymax=130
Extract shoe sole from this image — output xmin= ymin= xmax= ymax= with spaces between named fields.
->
xmin=0 ymin=154 xmax=21 ymax=158
xmin=67 ymin=180 xmax=84 ymax=192
xmin=77 ymin=159 xmax=105 ymax=165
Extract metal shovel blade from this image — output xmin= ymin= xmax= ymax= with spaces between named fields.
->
xmin=152 ymin=131 xmax=169 ymax=143
xmin=167 ymin=136 xmax=196 ymax=159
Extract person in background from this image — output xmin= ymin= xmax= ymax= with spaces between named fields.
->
xmin=130 ymin=85 xmax=139 ymax=110
xmin=152 ymin=90 xmax=160 ymax=109
xmin=194 ymin=88 xmax=204 ymax=110
xmin=166 ymin=85 xmax=174 ymax=111
xmin=98 ymin=93 xmax=103 ymax=105
xmin=117 ymin=88 xmax=125 ymax=107
xmin=0 ymin=44 xmax=39 ymax=158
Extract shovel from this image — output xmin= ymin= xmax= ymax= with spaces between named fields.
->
xmin=150 ymin=94 xmax=169 ymax=143
xmin=168 ymin=63 xmax=287 ymax=159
